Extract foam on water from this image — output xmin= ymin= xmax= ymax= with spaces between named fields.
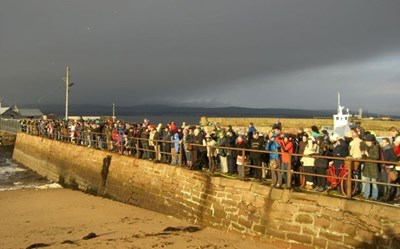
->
xmin=0 ymin=149 xmax=61 ymax=191
xmin=0 ymin=182 xmax=63 ymax=192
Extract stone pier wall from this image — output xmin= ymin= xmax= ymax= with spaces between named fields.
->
xmin=13 ymin=133 xmax=400 ymax=249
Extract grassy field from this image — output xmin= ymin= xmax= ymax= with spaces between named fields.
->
xmin=202 ymin=117 xmax=400 ymax=136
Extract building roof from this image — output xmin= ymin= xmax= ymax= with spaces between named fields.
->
xmin=18 ymin=108 xmax=43 ymax=117
xmin=0 ymin=107 xmax=10 ymax=115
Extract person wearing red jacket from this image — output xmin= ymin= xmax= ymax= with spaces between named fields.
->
xmin=280 ymin=134 xmax=294 ymax=188
xmin=394 ymin=136 xmax=400 ymax=159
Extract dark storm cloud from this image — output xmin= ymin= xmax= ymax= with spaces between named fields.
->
xmin=1 ymin=0 xmax=400 ymax=114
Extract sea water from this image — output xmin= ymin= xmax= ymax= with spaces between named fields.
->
xmin=0 ymin=146 xmax=62 ymax=191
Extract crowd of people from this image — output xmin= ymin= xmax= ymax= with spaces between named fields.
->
xmin=20 ymin=118 xmax=400 ymax=204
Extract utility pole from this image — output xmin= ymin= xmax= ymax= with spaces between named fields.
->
xmin=112 ymin=102 xmax=116 ymax=121
xmin=65 ymin=67 xmax=70 ymax=120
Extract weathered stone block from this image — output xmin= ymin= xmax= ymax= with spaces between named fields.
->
xmin=343 ymin=236 xmax=363 ymax=248
xmin=291 ymin=192 xmax=320 ymax=202
xmin=320 ymin=208 xmax=343 ymax=220
xmin=251 ymin=182 xmax=271 ymax=196
xmin=295 ymin=214 xmax=314 ymax=224
xmin=358 ymin=215 xmax=381 ymax=233
xmin=290 ymin=243 xmax=314 ymax=249
xmin=317 ymin=196 xmax=344 ymax=210
xmin=315 ymin=217 xmax=331 ymax=229
xmin=213 ymin=208 xmax=227 ymax=219
xmin=241 ymin=192 xmax=256 ymax=203
xmin=302 ymin=227 xmax=317 ymax=236
xmin=280 ymin=223 xmax=301 ymax=233
xmin=248 ymin=213 xmax=261 ymax=224
xmin=238 ymin=217 xmax=253 ymax=228
xmin=221 ymin=198 xmax=239 ymax=208
xmin=382 ymin=224 xmax=400 ymax=237
xmin=326 ymin=241 xmax=347 ymax=249
xmin=265 ymin=228 xmax=287 ymax=240
xmin=220 ymin=178 xmax=251 ymax=190
xmin=319 ymin=231 xmax=343 ymax=242
xmin=254 ymin=195 xmax=268 ymax=209
xmin=260 ymin=216 xmax=277 ymax=226
xmin=272 ymin=202 xmax=298 ymax=213
xmin=313 ymin=237 xmax=328 ymax=249
xmin=270 ymin=188 xmax=284 ymax=200
xmin=298 ymin=203 xmax=320 ymax=213
xmin=231 ymin=222 xmax=246 ymax=232
xmin=357 ymin=229 xmax=376 ymax=244
xmin=270 ymin=211 xmax=293 ymax=222
xmin=331 ymin=220 xmax=356 ymax=236
xmin=224 ymin=206 xmax=239 ymax=214
xmin=252 ymin=224 xmax=266 ymax=234
xmin=286 ymin=233 xmax=312 ymax=245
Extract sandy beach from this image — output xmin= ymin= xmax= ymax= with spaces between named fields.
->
xmin=0 ymin=188 xmax=282 ymax=249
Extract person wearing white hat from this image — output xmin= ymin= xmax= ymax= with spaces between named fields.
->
xmin=300 ymin=136 xmax=317 ymax=190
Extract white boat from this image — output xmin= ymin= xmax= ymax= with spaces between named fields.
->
xmin=333 ymin=92 xmax=352 ymax=136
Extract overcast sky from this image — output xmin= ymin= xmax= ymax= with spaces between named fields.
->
xmin=1 ymin=0 xmax=400 ymax=115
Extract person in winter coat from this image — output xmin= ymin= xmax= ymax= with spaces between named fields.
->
xmin=330 ymin=135 xmax=349 ymax=176
xmin=279 ymin=134 xmax=293 ymax=188
xmin=235 ymin=135 xmax=248 ymax=178
xmin=266 ymin=129 xmax=282 ymax=187
xmin=361 ymin=134 xmax=380 ymax=201
xmin=161 ymin=127 xmax=172 ymax=163
xmin=394 ymin=136 xmax=400 ymax=159
xmin=301 ymin=136 xmax=318 ymax=190
xmin=217 ymin=132 xmax=228 ymax=173
xmin=204 ymin=134 xmax=217 ymax=173
xmin=225 ymin=131 xmax=237 ymax=175
xmin=379 ymin=137 xmax=398 ymax=201
xmin=171 ymin=132 xmax=181 ymax=165
xmin=250 ymin=131 xmax=265 ymax=181
xmin=314 ymin=138 xmax=330 ymax=192
xmin=192 ymin=128 xmax=207 ymax=170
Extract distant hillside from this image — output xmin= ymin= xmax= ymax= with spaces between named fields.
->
xmin=36 ymin=104 xmax=339 ymax=118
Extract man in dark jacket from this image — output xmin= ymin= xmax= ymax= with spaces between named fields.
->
xmin=361 ymin=134 xmax=380 ymax=201
xmin=380 ymin=137 xmax=398 ymax=201
xmin=250 ymin=131 xmax=265 ymax=181
xmin=330 ymin=136 xmax=349 ymax=176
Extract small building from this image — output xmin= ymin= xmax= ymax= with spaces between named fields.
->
xmin=0 ymin=104 xmax=43 ymax=119
xmin=0 ymin=107 xmax=11 ymax=117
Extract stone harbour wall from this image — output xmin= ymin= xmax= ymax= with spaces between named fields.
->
xmin=13 ymin=133 xmax=400 ymax=249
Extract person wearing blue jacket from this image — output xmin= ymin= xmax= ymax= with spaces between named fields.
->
xmin=171 ymin=132 xmax=181 ymax=165
xmin=266 ymin=125 xmax=283 ymax=188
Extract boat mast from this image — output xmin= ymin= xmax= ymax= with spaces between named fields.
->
xmin=112 ymin=102 xmax=116 ymax=121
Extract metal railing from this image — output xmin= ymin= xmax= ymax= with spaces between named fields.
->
xmin=0 ymin=118 xmax=23 ymax=134
xmin=20 ymin=128 xmax=400 ymax=201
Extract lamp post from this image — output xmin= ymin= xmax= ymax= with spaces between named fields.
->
xmin=64 ymin=67 xmax=74 ymax=120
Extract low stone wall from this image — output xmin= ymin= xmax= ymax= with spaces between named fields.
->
xmin=13 ymin=133 xmax=400 ymax=249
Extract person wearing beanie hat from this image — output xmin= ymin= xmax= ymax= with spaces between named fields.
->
xmin=360 ymin=133 xmax=380 ymax=201
xmin=266 ymin=129 xmax=283 ymax=187
xmin=364 ymin=134 xmax=375 ymax=142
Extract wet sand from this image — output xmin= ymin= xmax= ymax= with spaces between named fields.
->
xmin=0 ymin=188 xmax=283 ymax=249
